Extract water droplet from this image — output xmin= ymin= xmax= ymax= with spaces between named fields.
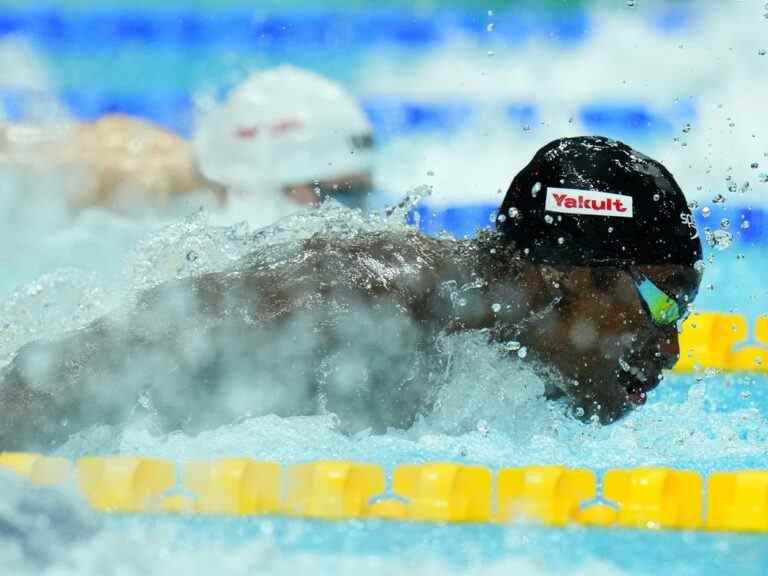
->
xmin=653 ymin=193 xmax=660 ymax=201
xmin=759 ymin=49 xmax=767 ymax=56
xmin=751 ymin=162 xmax=759 ymax=169
xmin=682 ymin=123 xmax=692 ymax=134
xmin=736 ymin=253 xmax=745 ymax=260
xmin=713 ymin=194 xmax=726 ymax=204
xmin=706 ymin=229 xmax=733 ymax=251
xmin=138 ymin=390 xmax=153 ymax=410
xmin=497 ymin=214 xmax=507 ymax=223
xmin=701 ymin=206 xmax=711 ymax=217
xmin=626 ymin=0 xmax=636 ymax=6
xmin=574 ymin=406 xmax=585 ymax=418
xmin=426 ymin=170 xmax=434 ymax=176
xmin=720 ymin=218 xmax=730 ymax=229
xmin=741 ymin=220 xmax=751 ymax=230
xmin=758 ymin=173 xmax=768 ymax=183
xmin=608 ymin=226 xmax=614 ymax=233
xmin=186 ymin=250 xmax=199 ymax=262
xmin=487 ymin=50 xmax=495 ymax=57
xmin=517 ymin=346 xmax=528 ymax=359
xmin=741 ymin=391 xmax=752 ymax=400
xmin=531 ymin=182 xmax=542 ymax=198
xmin=740 ymin=182 xmax=751 ymax=194
xmin=504 ymin=341 xmax=522 ymax=352
xmin=491 ymin=303 xmax=502 ymax=313
xmin=688 ymin=200 xmax=699 ymax=210
xmin=544 ymin=215 xmax=554 ymax=224
xmin=486 ymin=22 xmax=495 ymax=32
xmin=476 ymin=419 xmax=490 ymax=435
xmin=557 ymin=237 xmax=565 ymax=245
xmin=508 ymin=207 xmax=520 ymax=219
xmin=523 ymin=248 xmax=530 ymax=255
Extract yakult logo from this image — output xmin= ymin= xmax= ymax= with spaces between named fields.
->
xmin=545 ymin=187 xmax=633 ymax=218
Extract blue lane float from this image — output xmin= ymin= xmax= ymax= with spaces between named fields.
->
xmin=0 ymin=7 xmax=692 ymax=49
xmin=579 ymin=98 xmax=696 ymax=140
xmin=4 ymin=86 xmax=691 ymax=143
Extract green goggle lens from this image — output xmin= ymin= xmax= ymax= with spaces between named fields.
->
xmin=632 ymin=274 xmax=683 ymax=326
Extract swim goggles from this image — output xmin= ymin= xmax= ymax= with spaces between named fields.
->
xmin=628 ymin=269 xmax=691 ymax=327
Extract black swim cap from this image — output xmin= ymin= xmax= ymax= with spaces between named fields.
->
xmin=497 ymin=136 xmax=702 ymax=268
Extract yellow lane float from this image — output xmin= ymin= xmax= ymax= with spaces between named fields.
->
xmin=4 ymin=454 xmax=768 ymax=533
xmin=675 ymin=312 xmax=768 ymax=373
xmin=497 ymin=466 xmax=595 ymax=526
xmin=392 ymin=463 xmax=492 ymax=522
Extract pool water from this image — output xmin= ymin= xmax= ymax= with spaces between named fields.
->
xmin=1 ymin=208 xmax=766 ymax=575
xmin=1 ymin=1 xmax=768 ymax=575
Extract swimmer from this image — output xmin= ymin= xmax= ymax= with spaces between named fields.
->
xmin=1 ymin=66 xmax=374 ymax=217
xmin=1 ymin=114 xmax=224 ymax=215
xmin=67 ymin=114 xmax=226 ymax=212
xmin=192 ymin=65 xmax=375 ymax=213
xmin=0 ymin=136 xmax=702 ymax=449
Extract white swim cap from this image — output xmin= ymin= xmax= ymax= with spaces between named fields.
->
xmin=193 ymin=65 xmax=374 ymax=192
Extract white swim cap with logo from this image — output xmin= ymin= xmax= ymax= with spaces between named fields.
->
xmin=193 ymin=65 xmax=373 ymax=194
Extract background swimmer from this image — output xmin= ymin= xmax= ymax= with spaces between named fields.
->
xmin=193 ymin=65 xmax=376 ymax=221
xmin=0 ymin=114 xmax=223 ymax=216
xmin=1 ymin=66 xmax=375 ymax=220
xmin=0 ymin=136 xmax=702 ymax=449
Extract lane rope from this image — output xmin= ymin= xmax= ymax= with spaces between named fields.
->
xmin=675 ymin=312 xmax=768 ymax=373
xmin=2 ymin=453 xmax=768 ymax=532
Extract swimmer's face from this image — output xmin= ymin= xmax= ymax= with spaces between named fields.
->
xmin=283 ymin=172 xmax=373 ymax=208
xmin=529 ymin=264 xmax=701 ymax=423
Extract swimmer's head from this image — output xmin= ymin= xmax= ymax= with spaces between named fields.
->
xmin=193 ymin=65 xmax=374 ymax=209
xmin=497 ymin=136 xmax=702 ymax=268
xmin=496 ymin=136 xmax=703 ymax=423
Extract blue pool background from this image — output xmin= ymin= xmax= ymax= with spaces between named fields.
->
xmin=2 ymin=2 xmax=767 ymax=243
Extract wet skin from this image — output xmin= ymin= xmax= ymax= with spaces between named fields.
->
xmin=0 ymin=229 xmax=700 ymax=449
xmin=515 ymin=264 xmax=701 ymax=423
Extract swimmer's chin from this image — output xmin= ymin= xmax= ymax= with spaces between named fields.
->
xmin=567 ymin=369 xmax=662 ymax=425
